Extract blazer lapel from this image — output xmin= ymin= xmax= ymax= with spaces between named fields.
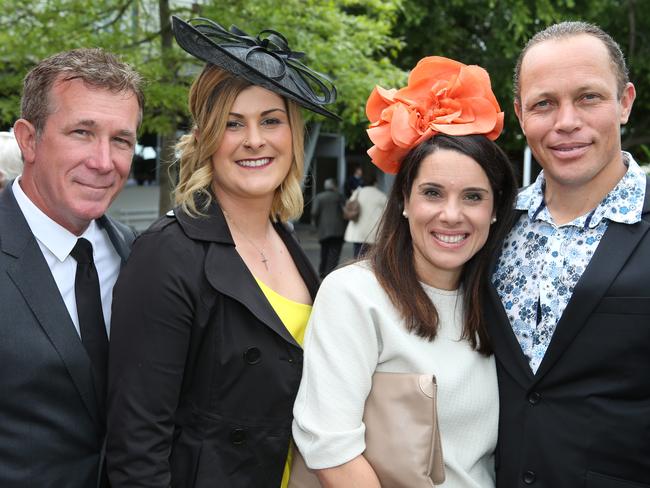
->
xmin=486 ymin=208 xmax=536 ymax=386
xmin=98 ymin=215 xmax=133 ymax=262
xmin=486 ymin=282 xmax=535 ymax=387
xmin=534 ymin=182 xmax=650 ymax=381
xmin=0 ymin=190 xmax=99 ymax=423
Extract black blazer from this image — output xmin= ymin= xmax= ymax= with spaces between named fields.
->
xmin=486 ymin=178 xmax=650 ymax=488
xmin=106 ymin=200 xmax=319 ymax=488
xmin=0 ymin=185 xmax=135 ymax=488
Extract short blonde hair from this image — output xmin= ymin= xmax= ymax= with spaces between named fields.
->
xmin=174 ymin=65 xmax=305 ymax=221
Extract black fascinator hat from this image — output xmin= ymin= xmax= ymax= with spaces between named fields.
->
xmin=172 ymin=16 xmax=340 ymax=120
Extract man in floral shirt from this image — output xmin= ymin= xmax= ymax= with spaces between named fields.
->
xmin=488 ymin=21 xmax=650 ymax=488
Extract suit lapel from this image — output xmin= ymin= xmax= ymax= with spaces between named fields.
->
xmin=489 ymin=177 xmax=650 ymax=384
xmin=486 ymin=208 xmax=535 ymax=386
xmin=98 ymin=215 xmax=133 ymax=262
xmin=534 ymin=190 xmax=650 ymax=381
xmin=486 ymin=282 xmax=535 ymax=387
xmin=0 ymin=189 xmax=99 ymax=423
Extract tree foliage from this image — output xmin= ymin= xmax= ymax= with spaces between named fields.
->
xmin=0 ymin=0 xmax=405 ymax=145
xmin=394 ymin=0 xmax=650 ymax=162
xmin=1 ymin=0 xmax=649 ymax=164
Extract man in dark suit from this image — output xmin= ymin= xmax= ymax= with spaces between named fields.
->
xmin=0 ymin=48 xmax=143 ymax=487
xmin=488 ymin=21 xmax=650 ymax=488
xmin=312 ymin=178 xmax=347 ymax=277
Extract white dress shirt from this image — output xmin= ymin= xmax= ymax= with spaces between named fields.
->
xmin=12 ymin=178 xmax=121 ymax=337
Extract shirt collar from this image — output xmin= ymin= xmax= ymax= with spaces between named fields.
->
xmin=12 ymin=178 xmax=101 ymax=261
xmin=516 ymin=152 xmax=646 ymax=228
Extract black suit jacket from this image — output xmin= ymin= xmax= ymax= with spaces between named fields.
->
xmin=487 ymin=178 xmax=650 ymax=488
xmin=106 ymin=200 xmax=320 ymax=488
xmin=0 ymin=185 xmax=135 ymax=488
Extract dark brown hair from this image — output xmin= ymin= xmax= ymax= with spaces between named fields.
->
xmin=370 ymin=134 xmax=517 ymax=355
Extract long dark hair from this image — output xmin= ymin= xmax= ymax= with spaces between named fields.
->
xmin=370 ymin=134 xmax=517 ymax=355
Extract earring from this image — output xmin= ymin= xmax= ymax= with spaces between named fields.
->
xmin=491 ymin=216 xmax=497 ymax=224
xmin=402 ymin=210 xmax=408 ymax=219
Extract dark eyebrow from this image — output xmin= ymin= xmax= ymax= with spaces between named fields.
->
xmin=77 ymin=119 xmax=97 ymax=127
xmin=418 ymin=183 xmax=490 ymax=193
xmin=228 ymin=108 xmax=287 ymax=118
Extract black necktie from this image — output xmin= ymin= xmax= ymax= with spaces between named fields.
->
xmin=70 ymin=238 xmax=108 ymax=410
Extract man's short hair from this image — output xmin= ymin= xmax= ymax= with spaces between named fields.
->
xmin=324 ymin=178 xmax=337 ymax=191
xmin=513 ymin=21 xmax=629 ymax=102
xmin=21 ymin=48 xmax=145 ymax=133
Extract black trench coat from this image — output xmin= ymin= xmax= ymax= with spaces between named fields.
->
xmin=106 ymin=200 xmax=319 ymax=488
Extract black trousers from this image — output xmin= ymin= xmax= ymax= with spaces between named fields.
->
xmin=319 ymin=237 xmax=344 ymax=278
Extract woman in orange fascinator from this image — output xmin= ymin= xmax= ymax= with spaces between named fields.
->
xmin=290 ymin=57 xmax=518 ymax=487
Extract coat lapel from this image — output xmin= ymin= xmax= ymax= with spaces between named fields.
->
xmin=0 ymin=189 xmax=99 ymax=423
xmin=175 ymin=202 xmax=319 ymax=348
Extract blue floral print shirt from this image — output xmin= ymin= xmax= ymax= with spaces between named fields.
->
xmin=492 ymin=153 xmax=646 ymax=373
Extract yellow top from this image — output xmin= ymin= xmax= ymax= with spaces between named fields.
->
xmin=255 ymin=278 xmax=312 ymax=488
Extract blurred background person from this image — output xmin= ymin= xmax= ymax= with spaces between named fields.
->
xmin=311 ymin=178 xmax=346 ymax=277
xmin=343 ymin=170 xmax=387 ymax=258
xmin=0 ymin=131 xmax=23 ymax=189
xmin=344 ymin=164 xmax=364 ymax=198
xmin=106 ymin=16 xmax=338 ymax=488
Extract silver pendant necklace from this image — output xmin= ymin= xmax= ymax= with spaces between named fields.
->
xmin=223 ymin=210 xmax=270 ymax=270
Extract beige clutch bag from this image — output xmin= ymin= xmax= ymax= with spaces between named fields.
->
xmin=289 ymin=372 xmax=445 ymax=487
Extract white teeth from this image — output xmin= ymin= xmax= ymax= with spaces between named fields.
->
xmin=433 ymin=233 xmax=467 ymax=244
xmin=237 ymin=158 xmax=271 ymax=167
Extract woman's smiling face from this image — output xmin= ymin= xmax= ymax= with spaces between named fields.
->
xmin=404 ymin=148 xmax=494 ymax=290
xmin=211 ymin=85 xmax=293 ymax=204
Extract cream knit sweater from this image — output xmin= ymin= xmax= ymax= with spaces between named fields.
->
xmin=292 ymin=262 xmax=498 ymax=487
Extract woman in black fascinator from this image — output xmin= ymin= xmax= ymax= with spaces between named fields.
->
xmin=106 ymin=16 xmax=338 ymax=488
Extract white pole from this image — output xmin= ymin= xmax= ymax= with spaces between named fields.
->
xmin=523 ymin=145 xmax=532 ymax=187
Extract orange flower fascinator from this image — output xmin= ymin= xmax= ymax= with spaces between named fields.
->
xmin=366 ymin=56 xmax=504 ymax=174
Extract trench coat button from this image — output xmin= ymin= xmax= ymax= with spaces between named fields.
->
xmin=243 ymin=347 xmax=261 ymax=364
xmin=523 ymin=470 xmax=536 ymax=484
xmin=230 ymin=428 xmax=247 ymax=445
xmin=527 ymin=391 xmax=541 ymax=405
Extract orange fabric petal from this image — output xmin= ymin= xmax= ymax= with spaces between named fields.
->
xmin=366 ymin=86 xmax=397 ymax=121
xmin=409 ymin=57 xmax=464 ymax=87
xmin=485 ymin=111 xmax=505 ymax=141
xmin=390 ymin=103 xmax=421 ymax=148
xmin=432 ymin=98 xmax=498 ymax=136
xmin=365 ymin=55 xmax=504 ymax=173
xmin=367 ymin=124 xmax=394 ymax=151
xmin=367 ymin=144 xmax=409 ymax=175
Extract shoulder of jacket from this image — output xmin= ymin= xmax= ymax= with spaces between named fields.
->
xmin=140 ymin=209 xmax=180 ymax=235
